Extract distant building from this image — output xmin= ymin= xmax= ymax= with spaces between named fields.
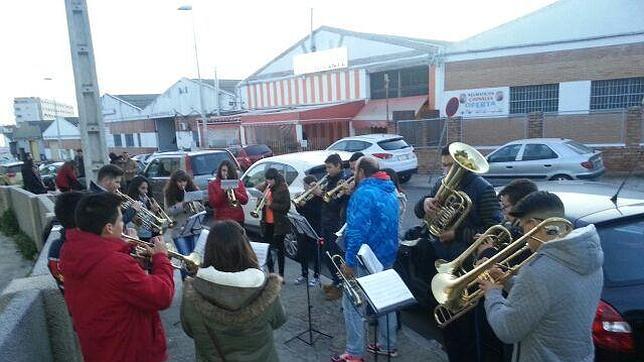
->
xmin=13 ymin=97 xmax=74 ymax=123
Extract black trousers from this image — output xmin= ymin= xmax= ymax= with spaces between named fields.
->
xmin=321 ymin=224 xmax=343 ymax=285
xmin=264 ymin=223 xmax=285 ymax=277
xmin=297 ymin=234 xmax=320 ymax=278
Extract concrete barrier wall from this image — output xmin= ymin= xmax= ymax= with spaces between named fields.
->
xmin=0 ymin=289 xmax=53 ymax=361
xmin=0 ymin=186 xmax=56 ymax=250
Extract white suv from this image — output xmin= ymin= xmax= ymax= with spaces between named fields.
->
xmin=326 ymin=134 xmax=418 ymax=183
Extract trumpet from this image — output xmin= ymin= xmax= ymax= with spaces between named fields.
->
xmin=150 ymin=197 xmax=176 ymax=229
xmin=250 ymin=186 xmax=271 ymax=218
xmin=323 ymin=176 xmax=354 ymax=203
xmin=291 ymin=174 xmax=328 ymax=207
xmin=121 ymin=233 xmax=202 ymax=273
xmin=326 ymin=251 xmax=363 ymax=307
xmin=116 ymin=190 xmax=172 ymax=233
xmin=431 ymin=218 xmax=573 ymax=327
xmin=227 ymin=188 xmax=239 ymax=208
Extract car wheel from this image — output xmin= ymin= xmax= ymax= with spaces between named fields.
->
xmin=399 ymin=174 xmax=411 ymax=184
xmin=550 ymin=174 xmax=573 ymax=181
xmin=284 ymin=232 xmax=298 ymax=260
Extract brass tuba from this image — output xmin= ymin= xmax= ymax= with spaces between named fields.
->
xmin=122 ymin=233 xmax=202 ymax=273
xmin=116 ymin=190 xmax=173 ymax=233
xmin=425 ymin=142 xmax=489 ymax=237
xmin=250 ymin=185 xmax=271 ymax=218
xmin=292 ymin=174 xmax=328 ymax=207
xmin=326 ymin=251 xmax=363 ymax=307
xmin=323 ymin=176 xmax=354 ymax=203
xmin=431 ymin=218 xmax=573 ymax=327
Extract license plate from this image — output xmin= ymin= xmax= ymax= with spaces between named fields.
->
xmin=398 ymin=154 xmax=409 ymax=161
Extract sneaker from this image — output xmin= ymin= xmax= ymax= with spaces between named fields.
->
xmin=331 ymin=352 xmax=365 ymax=362
xmin=294 ymin=276 xmax=307 ymax=285
xmin=367 ymin=343 xmax=398 ymax=358
xmin=324 ymin=285 xmax=343 ymax=301
xmin=308 ymin=277 xmax=321 ymax=287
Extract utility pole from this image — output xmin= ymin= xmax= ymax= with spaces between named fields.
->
xmin=64 ymin=0 xmax=108 ymax=186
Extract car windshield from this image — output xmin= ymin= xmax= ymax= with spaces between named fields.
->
xmin=191 ymin=153 xmax=231 ymax=176
xmin=565 ymin=140 xmax=594 ymax=155
xmin=597 ymin=217 xmax=644 ymax=287
xmin=245 ymin=144 xmax=271 ymax=156
xmin=378 ymin=138 xmax=410 ymax=150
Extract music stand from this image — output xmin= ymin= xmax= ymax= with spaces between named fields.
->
xmin=284 ymin=213 xmax=333 ymax=346
xmin=179 ymin=210 xmax=207 ymax=238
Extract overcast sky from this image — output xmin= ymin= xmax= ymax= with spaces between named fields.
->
xmin=0 ymin=0 xmax=558 ymax=124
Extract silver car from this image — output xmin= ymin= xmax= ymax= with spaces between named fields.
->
xmin=484 ymin=138 xmax=605 ymax=185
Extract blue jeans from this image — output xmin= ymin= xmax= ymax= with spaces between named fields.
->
xmin=174 ymin=235 xmax=196 ymax=280
xmin=343 ymin=265 xmax=397 ymax=357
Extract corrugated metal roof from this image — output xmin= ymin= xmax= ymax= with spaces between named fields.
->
xmin=191 ymin=79 xmax=240 ymax=95
xmin=112 ymin=94 xmax=159 ymax=109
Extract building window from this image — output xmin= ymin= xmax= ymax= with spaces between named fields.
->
xmin=590 ymin=77 xmax=644 ymax=110
xmin=370 ymin=66 xmax=429 ymax=100
xmin=113 ymin=134 xmax=122 ymax=147
xmin=510 ymin=84 xmax=559 ymax=114
xmin=125 ymin=133 xmax=134 ymax=147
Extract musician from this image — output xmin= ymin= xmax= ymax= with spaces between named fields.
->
xmin=127 ymin=175 xmax=160 ymax=242
xmin=414 ymin=145 xmax=502 ymax=362
xmin=294 ymin=175 xmax=322 ymax=287
xmin=60 ymin=193 xmax=175 ymax=362
xmin=343 ymin=152 xmax=364 ymax=196
xmin=479 ymin=191 xmax=603 ymax=362
xmin=90 ymin=164 xmax=140 ymax=224
xmin=332 ymin=157 xmax=400 ymax=362
xmin=256 ymin=168 xmax=291 ymax=278
xmin=47 ymin=191 xmax=84 ymax=293
xmin=207 ymin=160 xmax=248 ymax=224
xmin=181 ymin=220 xmax=286 ymax=362
xmin=55 ymin=161 xmax=83 ymax=192
xmin=320 ymin=153 xmax=350 ymax=300
xmin=164 ymin=170 xmax=203 ymax=280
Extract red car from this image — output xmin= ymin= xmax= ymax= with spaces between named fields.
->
xmin=226 ymin=144 xmax=273 ymax=171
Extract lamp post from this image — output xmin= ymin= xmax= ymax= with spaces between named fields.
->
xmin=177 ymin=5 xmax=206 ymax=149
xmin=44 ymin=77 xmax=63 ymax=160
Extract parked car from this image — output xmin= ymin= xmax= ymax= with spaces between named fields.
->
xmin=142 ymin=149 xmax=239 ymax=206
xmin=396 ymin=181 xmax=644 ymax=361
xmin=132 ymin=153 xmax=153 ymax=165
xmin=240 ymin=150 xmax=352 ymax=257
xmin=484 ymin=138 xmax=605 ymax=185
xmin=226 ymin=144 xmax=274 ymax=171
xmin=39 ymin=161 xmax=64 ymax=191
xmin=326 ymin=134 xmax=418 ymax=183
xmin=0 ymin=162 xmax=24 ymax=185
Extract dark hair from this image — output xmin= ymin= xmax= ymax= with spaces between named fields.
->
xmin=509 ymin=191 xmax=565 ymax=219
xmin=97 ymin=164 xmax=124 ymax=182
xmin=265 ymin=168 xmax=285 ymax=187
xmin=76 ymin=149 xmax=82 ymax=153
xmin=203 ymin=221 xmax=259 ymax=272
xmin=441 ymin=146 xmax=450 ymax=156
xmin=164 ymin=170 xmax=198 ymax=204
xmin=75 ymin=193 xmax=122 ymax=235
xmin=324 ymin=153 xmax=342 ymax=167
xmin=217 ymin=160 xmax=237 ymax=180
xmin=303 ymin=175 xmax=317 ymax=185
xmin=108 ymin=152 xmax=118 ymax=161
xmin=499 ymin=179 xmax=538 ymax=205
xmin=349 ymin=152 xmax=364 ymax=163
xmin=357 ymin=157 xmax=379 ymax=178
xmin=60 ymin=161 xmax=77 ymax=176
xmin=127 ymin=175 xmax=152 ymax=200
xmin=55 ymin=191 xmax=85 ymax=228
xmin=381 ymin=168 xmax=401 ymax=192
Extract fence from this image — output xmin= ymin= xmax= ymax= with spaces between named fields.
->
xmin=462 ymin=116 xmax=527 ymax=148
xmin=544 ymin=110 xmax=625 ymax=145
xmin=398 ymin=118 xmax=446 ymax=149
xmin=243 ymin=123 xmax=301 ymax=155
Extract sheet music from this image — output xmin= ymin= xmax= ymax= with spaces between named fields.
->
xmin=356 ymin=269 xmax=415 ymax=314
xmin=357 ymin=244 xmax=383 ymax=274
xmin=220 ymin=179 xmax=239 ymax=190
xmin=250 ymin=241 xmax=269 ymax=267
xmin=194 ymin=229 xmax=210 ymax=257
xmin=184 ymin=190 xmax=207 ymax=202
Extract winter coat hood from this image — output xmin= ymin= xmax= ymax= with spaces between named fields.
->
xmin=538 ymin=224 xmax=603 ymax=276
xmin=61 ymin=229 xmax=130 ymax=278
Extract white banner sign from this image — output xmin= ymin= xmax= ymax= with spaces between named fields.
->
xmin=441 ymin=87 xmax=509 ymax=118
xmin=293 ymin=47 xmax=348 ymax=75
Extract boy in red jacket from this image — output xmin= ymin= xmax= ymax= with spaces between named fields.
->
xmin=60 ymin=193 xmax=175 ymax=362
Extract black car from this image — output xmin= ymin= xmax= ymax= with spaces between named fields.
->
xmin=396 ymin=181 xmax=644 ymax=361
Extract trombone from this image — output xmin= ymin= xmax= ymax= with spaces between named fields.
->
xmin=326 ymin=251 xmax=363 ymax=307
xmin=250 ymin=186 xmax=271 ymax=218
xmin=291 ymin=174 xmax=328 ymax=207
xmin=121 ymin=233 xmax=202 ymax=273
xmin=149 ymin=197 xmax=176 ymax=229
xmin=323 ymin=176 xmax=354 ymax=203
xmin=431 ymin=218 xmax=573 ymax=327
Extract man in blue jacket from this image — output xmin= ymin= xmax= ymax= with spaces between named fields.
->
xmin=332 ymin=156 xmax=400 ymax=362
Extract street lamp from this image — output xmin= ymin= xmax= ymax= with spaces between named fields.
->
xmin=177 ymin=4 xmax=206 ymax=149
xmin=43 ymin=77 xmax=63 ymax=160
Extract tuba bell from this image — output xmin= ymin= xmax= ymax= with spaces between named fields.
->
xmin=425 ymin=142 xmax=489 ymax=237
xmin=431 ymin=218 xmax=573 ymax=327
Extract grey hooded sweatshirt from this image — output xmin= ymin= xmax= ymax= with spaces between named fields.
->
xmin=484 ymin=224 xmax=604 ymax=362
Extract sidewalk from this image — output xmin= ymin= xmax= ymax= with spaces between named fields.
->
xmin=162 ymin=257 xmax=447 ymax=361
xmin=0 ymin=233 xmax=33 ymax=292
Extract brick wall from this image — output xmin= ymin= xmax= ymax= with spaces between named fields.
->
xmin=544 ymin=111 xmax=625 ymax=144
xmin=462 ymin=117 xmax=526 ymax=146
xmin=445 ymin=43 xmax=644 ymax=90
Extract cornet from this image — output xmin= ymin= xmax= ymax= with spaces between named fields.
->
xmin=227 ymin=188 xmax=239 ymax=208
xmin=291 ymin=174 xmax=328 ymax=207
xmin=121 ymin=233 xmax=202 ymax=273
xmin=250 ymin=186 xmax=271 ymax=218
xmin=326 ymin=251 xmax=363 ymax=307
xmin=323 ymin=176 xmax=354 ymax=203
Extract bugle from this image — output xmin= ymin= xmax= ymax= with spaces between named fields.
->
xmin=250 ymin=186 xmax=271 ymax=218
xmin=431 ymin=218 xmax=573 ymax=327
xmin=323 ymin=176 xmax=354 ymax=203
xmin=326 ymin=251 xmax=363 ymax=307
xmin=121 ymin=233 xmax=202 ymax=272
xmin=291 ymin=174 xmax=328 ymax=207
